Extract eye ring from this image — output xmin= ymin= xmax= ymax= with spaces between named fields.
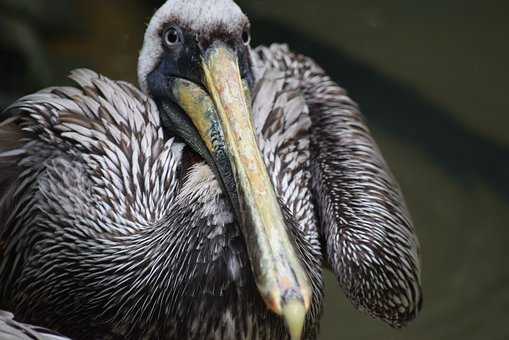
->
xmin=164 ymin=26 xmax=181 ymax=47
xmin=241 ymin=29 xmax=251 ymax=45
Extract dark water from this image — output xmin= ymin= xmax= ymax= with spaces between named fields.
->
xmin=1 ymin=0 xmax=508 ymax=339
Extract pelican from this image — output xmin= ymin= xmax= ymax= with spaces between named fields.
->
xmin=0 ymin=0 xmax=422 ymax=339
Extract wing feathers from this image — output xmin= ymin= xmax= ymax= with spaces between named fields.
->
xmin=253 ymin=44 xmax=422 ymax=327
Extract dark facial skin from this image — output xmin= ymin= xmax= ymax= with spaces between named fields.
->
xmin=146 ymin=22 xmax=253 ymax=100
xmin=145 ymin=20 xmax=254 ymax=223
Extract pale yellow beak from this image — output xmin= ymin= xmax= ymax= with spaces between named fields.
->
xmin=170 ymin=42 xmax=311 ymax=340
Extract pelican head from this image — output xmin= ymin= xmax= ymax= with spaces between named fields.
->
xmin=138 ymin=1 xmax=310 ymax=339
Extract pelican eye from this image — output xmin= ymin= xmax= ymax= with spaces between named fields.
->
xmin=242 ymin=29 xmax=250 ymax=45
xmin=164 ymin=26 xmax=181 ymax=47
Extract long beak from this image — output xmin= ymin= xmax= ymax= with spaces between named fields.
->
xmin=170 ymin=42 xmax=311 ymax=340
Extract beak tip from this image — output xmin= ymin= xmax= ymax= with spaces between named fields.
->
xmin=282 ymin=299 xmax=306 ymax=340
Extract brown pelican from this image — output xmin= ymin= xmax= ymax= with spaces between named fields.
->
xmin=0 ymin=0 xmax=422 ymax=339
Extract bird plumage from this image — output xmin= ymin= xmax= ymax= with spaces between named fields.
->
xmin=0 ymin=310 xmax=69 ymax=340
xmin=253 ymin=45 xmax=421 ymax=325
xmin=0 ymin=1 xmax=421 ymax=338
xmin=0 ymin=66 xmax=323 ymax=339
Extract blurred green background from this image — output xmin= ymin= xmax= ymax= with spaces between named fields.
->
xmin=1 ymin=0 xmax=508 ymax=339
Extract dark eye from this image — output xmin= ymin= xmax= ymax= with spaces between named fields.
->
xmin=164 ymin=27 xmax=181 ymax=47
xmin=241 ymin=29 xmax=250 ymax=45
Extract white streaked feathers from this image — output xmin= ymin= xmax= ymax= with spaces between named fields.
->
xmin=179 ymin=161 xmax=233 ymax=227
xmin=0 ymin=310 xmax=70 ymax=340
xmin=1 ymin=69 xmax=184 ymax=244
xmin=251 ymin=67 xmax=317 ymax=239
xmin=252 ymin=44 xmax=421 ymax=326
